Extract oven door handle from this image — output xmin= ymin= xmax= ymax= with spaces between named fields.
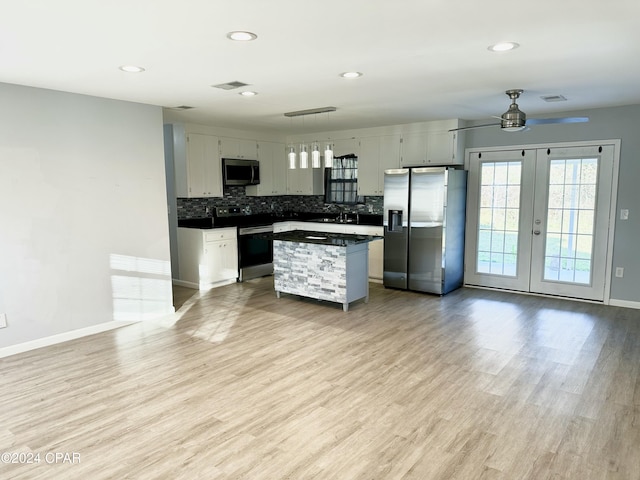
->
xmin=239 ymin=225 xmax=274 ymax=235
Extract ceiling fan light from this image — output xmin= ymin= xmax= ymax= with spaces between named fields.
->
xmin=501 ymin=91 xmax=526 ymax=130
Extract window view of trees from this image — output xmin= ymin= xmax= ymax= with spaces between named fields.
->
xmin=544 ymin=158 xmax=598 ymax=284
xmin=477 ymin=161 xmax=521 ymax=275
xmin=476 ymin=158 xmax=598 ymax=284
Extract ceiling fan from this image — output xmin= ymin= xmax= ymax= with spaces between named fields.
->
xmin=450 ymin=89 xmax=589 ymax=133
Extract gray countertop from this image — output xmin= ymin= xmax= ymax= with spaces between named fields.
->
xmin=271 ymin=230 xmax=382 ymax=246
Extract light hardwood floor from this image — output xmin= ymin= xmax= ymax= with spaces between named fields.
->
xmin=1 ymin=278 xmax=639 ymax=479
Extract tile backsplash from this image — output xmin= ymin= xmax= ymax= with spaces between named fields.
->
xmin=177 ymin=187 xmax=383 ymax=219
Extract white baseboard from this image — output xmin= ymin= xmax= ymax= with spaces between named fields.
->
xmin=173 ymin=279 xmax=199 ymax=289
xmin=0 ymin=320 xmax=136 ymax=359
xmin=609 ymin=298 xmax=640 ymax=310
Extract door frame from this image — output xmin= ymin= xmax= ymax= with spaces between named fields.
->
xmin=463 ymin=139 xmax=620 ymax=304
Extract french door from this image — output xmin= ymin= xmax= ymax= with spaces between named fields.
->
xmin=465 ymin=143 xmax=615 ymax=301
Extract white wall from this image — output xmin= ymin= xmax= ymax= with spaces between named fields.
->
xmin=0 ymin=83 xmax=174 ymax=349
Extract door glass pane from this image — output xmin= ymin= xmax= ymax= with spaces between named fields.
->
xmin=476 ymin=161 xmax=521 ymax=276
xmin=543 ymin=158 xmax=598 ymax=285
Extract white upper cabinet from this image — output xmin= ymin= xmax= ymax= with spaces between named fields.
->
xmin=219 ymin=137 xmax=258 ymax=159
xmin=358 ymin=134 xmax=400 ymax=195
xmin=287 ymin=166 xmax=323 ymax=195
xmin=286 ymin=167 xmax=306 ymax=195
xmin=271 ymin=144 xmax=288 ymax=195
xmin=379 ymin=134 xmax=402 ymax=172
xmin=331 ymin=137 xmax=359 ymax=157
xmin=400 ymin=132 xmax=428 ymax=166
xmin=357 ymin=136 xmax=380 ymax=196
xmin=426 ymin=130 xmax=457 ymax=164
xmin=246 ymin=141 xmax=287 ymax=196
xmin=400 ymin=120 xmax=464 ymax=166
xmin=174 ymin=132 xmax=222 ymax=198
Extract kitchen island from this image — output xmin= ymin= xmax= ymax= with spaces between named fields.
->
xmin=272 ymin=230 xmax=381 ymax=311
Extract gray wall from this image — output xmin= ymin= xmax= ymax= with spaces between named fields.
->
xmin=0 ymin=83 xmax=174 ymax=349
xmin=464 ymin=104 xmax=640 ymax=303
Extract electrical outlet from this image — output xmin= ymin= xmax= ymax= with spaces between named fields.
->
xmin=620 ymin=209 xmax=629 ymax=220
xmin=0 ymin=313 xmax=6 ymax=328
xmin=615 ymin=267 xmax=624 ymax=278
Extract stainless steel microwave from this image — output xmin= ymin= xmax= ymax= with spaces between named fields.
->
xmin=222 ymin=158 xmax=260 ymax=186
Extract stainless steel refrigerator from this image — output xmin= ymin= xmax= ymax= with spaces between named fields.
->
xmin=383 ymin=167 xmax=467 ymax=295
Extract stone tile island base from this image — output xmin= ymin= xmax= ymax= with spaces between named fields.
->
xmin=273 ymin=239 xmax=369 ymax=312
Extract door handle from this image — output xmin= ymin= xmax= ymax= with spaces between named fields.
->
xmin=533 ymin=230 xmax=541 ymax=235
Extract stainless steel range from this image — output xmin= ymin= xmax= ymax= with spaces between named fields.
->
xmin=237 ymin=224 xmax=274 ymax=281
xmin=214 ymin=207 xmax=274 ymax=282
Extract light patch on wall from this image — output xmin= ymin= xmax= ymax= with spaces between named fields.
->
xmin=110 ymin=254 xmax=173 ymax=321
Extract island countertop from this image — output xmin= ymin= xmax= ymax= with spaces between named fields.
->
xmin=271 ymin=229 xmax=382 ymax=246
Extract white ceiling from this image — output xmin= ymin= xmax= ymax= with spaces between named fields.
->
xmin=3 ymin=0 xmax=640 ymax=134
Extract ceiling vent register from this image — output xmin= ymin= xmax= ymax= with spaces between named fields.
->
xmin=212 ymin=81 xmax=250 ymax=90
xmin=541 ymin=95 xmax=568 ymax=102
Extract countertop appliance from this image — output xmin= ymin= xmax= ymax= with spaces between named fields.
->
xmin=383 ymin=167 xmax=467 ymax=295
xmin=222 ymin=158 xmax=260 ymax=186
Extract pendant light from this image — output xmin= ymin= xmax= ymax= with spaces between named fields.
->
xmin=288 ymin=145 xmax=297 ymax=169
xmin=311 ymin=142 xmax=321 ymax=168
xmin=283 ymin=106 xmax=338 ymax=170
xmin=299 ymin=144 xmax=309 ymax=169
xmin=324 ymin=142 xmax=334 ymax=168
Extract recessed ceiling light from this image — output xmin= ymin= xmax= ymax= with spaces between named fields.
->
xmin=340 ymin=72 xmax=363 ymax=78
xmin=119 ymin=65 xmax=145 ymax=73
xmin=227 ymin=31 xmax=257 ymax=41
xmin=239 ymin=91 xmax=258 ymax=97
xmin=488 ymin=42 xmax=520 ymax=52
